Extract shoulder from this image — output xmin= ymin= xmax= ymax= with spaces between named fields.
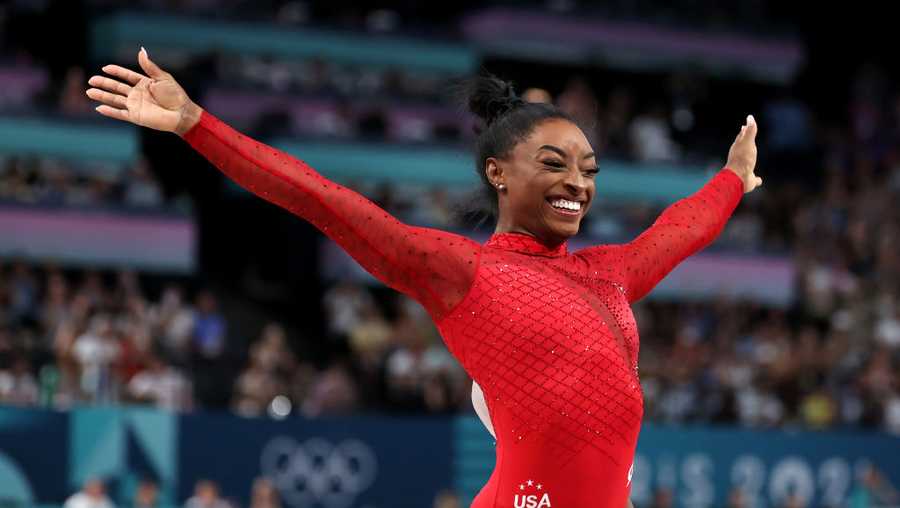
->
xmin=571 ymin=243 xmax=626 ymax=264
xmin=570 ymin=243 xmax=629 ymax=281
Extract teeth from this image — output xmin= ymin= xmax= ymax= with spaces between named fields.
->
xmin=550 ymin=199 xmax=581 ymax=211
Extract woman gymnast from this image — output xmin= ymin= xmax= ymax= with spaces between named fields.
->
xmin=86 ymin=48 xmax=760 ymax=508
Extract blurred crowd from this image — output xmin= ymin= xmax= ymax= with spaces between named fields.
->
xmin=0 ymin=155 xmax=175 ymax=210
xmin=636 ymin=61 xmax=900 ymax=431
xmin=0 ymin=259 xmax=469 ymax=417
xmin=0 ymin=0 xmax=814 ymax=163
xmin=0 ymin=262 xmax=197 ymax=410
xmin=3 ymin=183 xmax=900 ymax=432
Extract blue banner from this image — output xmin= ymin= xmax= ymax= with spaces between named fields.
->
xmin=4 ymin=405 xmax=898 ymax=508
xmin=631 ymin=424 xmax=900 ymax=508
xmin=178 ymin=413 xmax=454 ymax=508
xmin=0 ymin=407 xmax=69 ymax=505
xmin=454 ymin=419 xmax=900 ymax=507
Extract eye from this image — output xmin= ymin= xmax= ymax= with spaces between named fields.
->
xmin=582 ymin=167 xmax=600 ymax=177
xmin=541 ymin=160 xmax=566 ymax=169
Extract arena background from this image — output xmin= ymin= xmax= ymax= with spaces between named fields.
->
xmin=1 ymin=1 xmax=899 ymax=507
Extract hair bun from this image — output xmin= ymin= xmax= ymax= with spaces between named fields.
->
xmin=466 ymin=74 xmax=525 ymax=128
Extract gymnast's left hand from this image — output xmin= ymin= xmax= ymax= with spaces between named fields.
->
xmin=86 ymin=47 xmax=202 ymax=136
xmin=725 ymin=114 xmax=762 ymax=193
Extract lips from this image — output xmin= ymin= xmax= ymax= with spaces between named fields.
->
xmin=545 ymin=197 xmax=584 ymax=217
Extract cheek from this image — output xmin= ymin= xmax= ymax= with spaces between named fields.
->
xmin=585 ymin=182 xmax=596 ymax=209
xmin=512 ymin=178 xmax=548 ymax=204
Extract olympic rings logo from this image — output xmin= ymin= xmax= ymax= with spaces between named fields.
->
xmin=260 ymin=437 xmax=378 ymax=508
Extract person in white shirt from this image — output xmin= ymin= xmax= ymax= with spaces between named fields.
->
xmin=63 ymin=478 xmax=115 ymax=508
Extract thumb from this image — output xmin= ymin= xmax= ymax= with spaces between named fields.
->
xmin=138 ymin=47 xmax=168 ymax=79
xmin=745 ymin=114 xmax=758 ymax=141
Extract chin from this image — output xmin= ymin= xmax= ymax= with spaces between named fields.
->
xmin=550 ymin=222 xmax=580 ymax=239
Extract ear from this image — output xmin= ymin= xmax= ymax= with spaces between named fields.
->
xmin=485 ymin=157 xmax=505 ymax=188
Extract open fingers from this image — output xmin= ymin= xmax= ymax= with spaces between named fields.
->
xmin=94 ymin=105 xmax=131 ymax=122
xmin=88 ymin=75 xmax=132 ymax=96
xmin=101 ymin=64 xmax=146 ymax=85
xmin=86 ymin=87 xmax=127 ymax=109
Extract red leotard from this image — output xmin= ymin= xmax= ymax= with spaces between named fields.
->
xmin=183 ymin=111 xmax=744 ymax=508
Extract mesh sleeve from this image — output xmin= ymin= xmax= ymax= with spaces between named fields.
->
xmin=182 ymin=110 xmax=479 ymax=320
xmin=576 ymin=169 xmax=743 ymax=303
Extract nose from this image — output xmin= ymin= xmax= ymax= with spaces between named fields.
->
xmin=562 ymin=167 xmax=587 ymax=194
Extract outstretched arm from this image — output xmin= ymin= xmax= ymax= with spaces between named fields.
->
xmin=180 ymin=111 xmax=479 ymax=319
xmin=576 ymin=116 xmax=759 ymax=303
xmin=86 ymin=49 xmax=479 ymax=322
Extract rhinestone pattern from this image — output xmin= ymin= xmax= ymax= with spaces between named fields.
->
xmin=184 ymin=111 xmax=744 ymax=508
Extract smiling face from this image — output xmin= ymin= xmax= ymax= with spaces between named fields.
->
xmin=487 ymin=118 xmax=597 ymax=245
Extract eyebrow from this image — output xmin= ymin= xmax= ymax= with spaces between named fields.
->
xmin=538 ymin=144 xmax=595 ymax=160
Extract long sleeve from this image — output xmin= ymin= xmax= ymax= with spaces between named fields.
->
xmin=576 ymin=168 xmax=744 ymax=303
xmin=183 ymin=110 xmax=479 ymax=320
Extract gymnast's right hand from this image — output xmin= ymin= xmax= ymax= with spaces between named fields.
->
xmin=86 ymin=47 xmax=202 ymax=136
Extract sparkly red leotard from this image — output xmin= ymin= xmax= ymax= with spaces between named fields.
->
xmin=184 ymin=111 xmax=744 ymax=508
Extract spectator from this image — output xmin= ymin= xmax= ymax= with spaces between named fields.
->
xmin=0 ymin=354 xmax=38 ymax=405
xmin=184 ymin=480 xmax=229 ymax=508
xmin=650 ymin=487 xmax=674 ymax=508
xmin=779 ymin=493 xmax=806 ymax=508
xmin=232 ymin=353 xmax=284 ymax=417
xmin=799 ymin=388 xmax=837 ymax=429
xmin=433 ymin=489 xmax=462 ymax=508
xmin=192 ymin=291 xmax=226 ymax=359
xmin=150 ymin=285 xmax=195 ymax=362
xmin=133 ymin=479 xmax=159 ymax=508
xmin=301 ymin=361 xmax=359 ymax=417
xmin=849 ymin=463 xmax=899 ymax=508
xmin=72 ymin=314 xmax=120 ymax=403
xmin=423 ymin=371 xmax=458 ymax=414
xmin=883 ymin=392 xmax=900 ymax=435
xmin=322 ymin=281 xmax=377 ymax=337
xmin=64 ymin=478 xmax=115 ymax=508
xmin=39 ymin=271 xmax=71 ymax=339
xmin=7 ymin=261 xmax=38 ymax=326
xmin=629 ymin=104 xmax=681 ymax=162
xmin=250 ymin=322 xmax=295 ymax=377
xmin=348 ymin=301 xmax=392 ymax=376
xmin=249 ymin=477 xmax=280 ymax=508
xmin=874 ymin=303 xmax=900 ymax=349
xmin=727 ymin=487 xmax=748 ymax=508
xmin=128 ymin=353 xmax=192 ymax=411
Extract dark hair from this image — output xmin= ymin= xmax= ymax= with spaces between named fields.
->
xmin=457 ymin=74 xmax=574 ymax=224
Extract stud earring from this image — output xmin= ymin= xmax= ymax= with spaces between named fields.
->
xmin=496 ymin=184 xmax=506 ymax=190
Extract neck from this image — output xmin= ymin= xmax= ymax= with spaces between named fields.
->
xmin=493 ymin=221 xmax=567 ymax=249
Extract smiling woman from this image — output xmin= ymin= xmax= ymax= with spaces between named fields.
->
xmin=85 ymin=51 xmax=760 ymax=508
xmin=494 ymin=125 xmax=598 ymax=236
xmin=465 ymin=76 xmax=601 ymax=245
